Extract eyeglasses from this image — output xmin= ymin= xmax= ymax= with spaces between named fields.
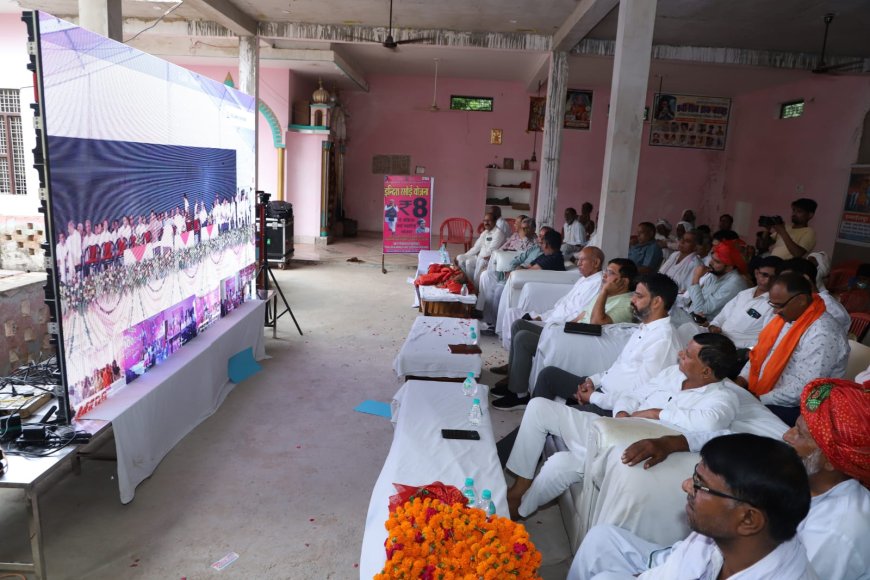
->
xmin=767 ymin=293 xmax=807 ymax=310
xmin=691 ymin=466 xmax=753 ymax=505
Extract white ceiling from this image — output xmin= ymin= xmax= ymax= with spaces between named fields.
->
xmin=3 ymin=0 xmax=869 ymax=93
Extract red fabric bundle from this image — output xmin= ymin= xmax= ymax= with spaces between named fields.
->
xmin=414 ymin=264 xmax=475 ymax=294
xmin=387 ymin=481 xmax=468 ymax=513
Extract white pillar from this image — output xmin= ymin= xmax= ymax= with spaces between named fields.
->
xmin=78 ymin=0 xmax=122 ymax=41
xmin=239 ymin=36 xmax=260 ymax=192
xmin=535 ymin=51 xmax=568 ymax=230
xmin=597 ymin=0 xmax=657 ymax=261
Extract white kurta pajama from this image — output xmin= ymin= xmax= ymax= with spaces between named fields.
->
xmin=499 ymin=271 xmax=603 ymax=349
xmin=456 ymin=227 xmax=506 ymax=286
xmin=507 ymin=366 xmax=739 ymax=518
xmin=659 ymin=251 xmax=703 ymax=293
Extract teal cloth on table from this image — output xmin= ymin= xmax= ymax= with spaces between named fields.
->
xmin=354 ymin=400 xmax=392 ymax=419
xmin=228 ymin=347 xmax=261 ymax=383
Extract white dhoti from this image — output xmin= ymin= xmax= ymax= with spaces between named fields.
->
xmin=529 ymin=323 xmax=636 ymax=393
xmin=456 ymin=254 xmax=477 ymax=282
xmin=568 ymin=524 xmax=669 ymax=580
xmin=505 ymin=398 xmax=599 ymax=518
xmin=475 ymin=268 xmax=499 ymax=310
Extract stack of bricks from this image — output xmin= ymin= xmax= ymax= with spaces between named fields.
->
xmin=0 ymin=271 xmax=51 ymax=376
xmin=0 ymin=216 xmax=46 ymax=272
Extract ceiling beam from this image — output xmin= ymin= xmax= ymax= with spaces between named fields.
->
xmin=183 ymin=0 xmax=257 ymax=37
xmin=257 ymin=22 xmax=551 ymax=51
xmin=525 ymin=0 xmax=617 ymax=91
xmin=330 ymin=44 xmax=369 ymax=92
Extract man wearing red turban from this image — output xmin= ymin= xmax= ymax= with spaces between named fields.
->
xmin=669 ymin=238 xmax=748 ymax=326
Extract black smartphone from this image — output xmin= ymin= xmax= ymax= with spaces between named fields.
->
xmin=563 ymin=322 xmax=602 ymax=336
xmin=441 ymin=429 xmax=480 ymax=440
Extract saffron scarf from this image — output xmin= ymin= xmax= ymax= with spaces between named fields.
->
xmin=748 ymin=293 xmax=826 ymax=396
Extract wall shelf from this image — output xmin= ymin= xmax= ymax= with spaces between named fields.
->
xmin=485 ymin=168 xmax=537 ymax=219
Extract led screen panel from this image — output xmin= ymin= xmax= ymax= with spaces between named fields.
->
xmin=33 ymin=12 xmax=257 ymax=417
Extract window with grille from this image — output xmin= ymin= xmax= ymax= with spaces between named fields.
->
xmin=779 ymin=100 xmax=804 ymax=119
xmin=0 ymin=89 xmax=27 ymax=195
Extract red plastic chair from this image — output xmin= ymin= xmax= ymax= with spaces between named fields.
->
xmin=827 ymin=260 xmax=861 ymax=292
xmin=848 ymin=312 xmax=870 ymax=342
xmin=439 ymin=218 xmax=475 ymax=252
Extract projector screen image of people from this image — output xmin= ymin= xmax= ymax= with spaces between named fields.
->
xmin=32 ymin=12 xmax=257 ymax=418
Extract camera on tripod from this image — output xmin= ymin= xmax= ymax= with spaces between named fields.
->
xmin=758 ymin=215 xmax=784 ymax=228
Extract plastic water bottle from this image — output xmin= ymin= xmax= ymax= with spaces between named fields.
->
xmin=460 ymin=283 xmax=468 ymax=296
xmin=478 ymin=489 xmax=496 ymax=517
xmin=461 ymin=477 xmax=477 ymax=507
xmin=462 ymin=372 xmax=477 ymax=397
xmin=440 ymin=243 xmax=448 ymax=264
xmin=469 ymin=398 xmax=482 ymax=426
xmin=469 ymin=329 xmax=478 ymax=346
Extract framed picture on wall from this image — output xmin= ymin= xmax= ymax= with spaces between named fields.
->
xmin=527 ymin=97 xmax=545 ymax=132
xmin=564 ymin=89 xmax=593 ymax=130
xmin=649 ymin=93 xmax=731 ymax=150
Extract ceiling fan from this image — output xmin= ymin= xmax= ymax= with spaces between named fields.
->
xmin=811 ymin=13 xmax=867 ymax=74
xmin=378 ymin=0 xmax=432 ymax=49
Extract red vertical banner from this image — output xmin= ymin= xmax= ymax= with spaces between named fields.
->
xmin=383 ymin=175 xmax=434 ymax=254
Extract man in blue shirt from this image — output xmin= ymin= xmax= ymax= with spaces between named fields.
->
xmin=628 ymin=222 xmax=664 ymax=273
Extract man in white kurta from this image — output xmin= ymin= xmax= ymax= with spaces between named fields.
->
xmin=570 ymin=378 xmax=869 ymax=580
xmin=505 ymin=335 xmax=740 ymax=519
xmin=498 ymin=248 xmax=603 ymax=350
xmin=455 ymin=212 xmax=505 ymax=286
xmin=658 ymin=230 xmax=702 ymax=293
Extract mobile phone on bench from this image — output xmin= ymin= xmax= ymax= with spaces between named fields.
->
xmin=441 ymin=429 xmax=480 ymax=441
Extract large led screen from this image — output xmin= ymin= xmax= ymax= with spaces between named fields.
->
xmin=34 ymin=12 xmax=257 ymax=417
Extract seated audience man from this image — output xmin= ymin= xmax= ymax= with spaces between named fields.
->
xmin=490 ymin=246 xmax=603 ymax=405
xmin=579 ymin=202 xmax=595 ymax=237
xmin=497 ymin=240 xmax=595 ymax=348
xmin=562 ymin=207 xmax=587 ymax=258
xmin=504 ymin=334 xmax=742 ymax=520
xmin=530 ymin=273 xmax=681 ymax=407
xmin=719 ymin=213 xmax=735 ymax=232
xmin=670 ymin=238 xmax=748 ymax=326
xmin=522 ymin=229 xmax=565 ymax=271
xmin=757 ymin=198 xmax=818 ymax=259
xmin=628 ymin=222 xmax=664 ymax=273
xmin=703 ymin=255 xmax=781 ymax=350
xmin=778 ymin=257 xmax=851 ymax=333
xmin=498 ymin=214 xmax=532 ymax=251
xmin=658 ymin=228 xmax=702 ymax=292
xmin=476 ymin=218 xmax=540 ymax=321
xmin=571 ymin=434 xmax=814 ymax=580
xmin=654 ymin=219 xmax=673 ymax=259
xmin=680 ymin=209 xmax=696 ymax=229
xmin=491 ymin=257 xmax=637 ymax=410
xmin=454 ymin=212 xmax=505 ymax=286
xmin=573 ymin=378 xmax=870 ymax=580
xmin=734 ymin=272 xmax=849 ymax=426
xmin=490 ymin=205 xmax=512 ymax=240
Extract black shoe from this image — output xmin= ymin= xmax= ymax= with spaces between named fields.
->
xmin=494 ymin=376 xmax=509 ymax=389
xmin=491 ymin=364 xmax=509 ymax=375
xmin=492 ymin=392 xmax=530 ymax=411
xmin=490 ymin=383 xmax=511 ymax=398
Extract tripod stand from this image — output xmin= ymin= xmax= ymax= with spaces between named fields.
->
xmin=257 ymin=191 xmax=303 ymax=336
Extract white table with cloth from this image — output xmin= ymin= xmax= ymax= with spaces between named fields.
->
xmin=359 ymin=380 xmax=509 ymax=579
xmin=411 ymin=250 xmax=449 ymax=308
xmin=86 ymin=299 xmax=266 ymax=503
xmin=393 ymin=316 xmax=482 ymax=379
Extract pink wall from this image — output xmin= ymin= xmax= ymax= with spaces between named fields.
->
xmin=340 ymin=76 xmax=724 ymax=237
xmin=284 ymin=131 xmax=328 ymax=239
xmin=722 ymin=75 xmax=870 ymax=255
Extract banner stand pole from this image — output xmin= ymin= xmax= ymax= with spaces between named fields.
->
xmin=382 ymin=254 xmax=387 ymax=274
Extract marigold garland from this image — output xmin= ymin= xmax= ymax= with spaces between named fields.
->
xmin=375 ymin=497 xmax=542 ymax=579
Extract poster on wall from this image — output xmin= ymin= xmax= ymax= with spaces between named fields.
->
xmin=382 ymin=175 xmax=434 ymax=254
xmin=33 ymin=12 xmax=257 ymax=419
xmin=564 ymin=90 xmax=593 ymax=130
xmin=837 ymin=167 xmax=870 ymax=247
xmin=649 ymin=93 xmax=731 ymax=150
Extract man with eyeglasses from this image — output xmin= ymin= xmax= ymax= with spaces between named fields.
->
xmin=570 ymin=434 xmax=814 ymax=579
xmin=570 ymin=379 xmax=869 ymax=580
xmin=777 ymin=258 xmax=851 ymax=333
xmin=733 ymin=272 xmax=849 ymax=426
